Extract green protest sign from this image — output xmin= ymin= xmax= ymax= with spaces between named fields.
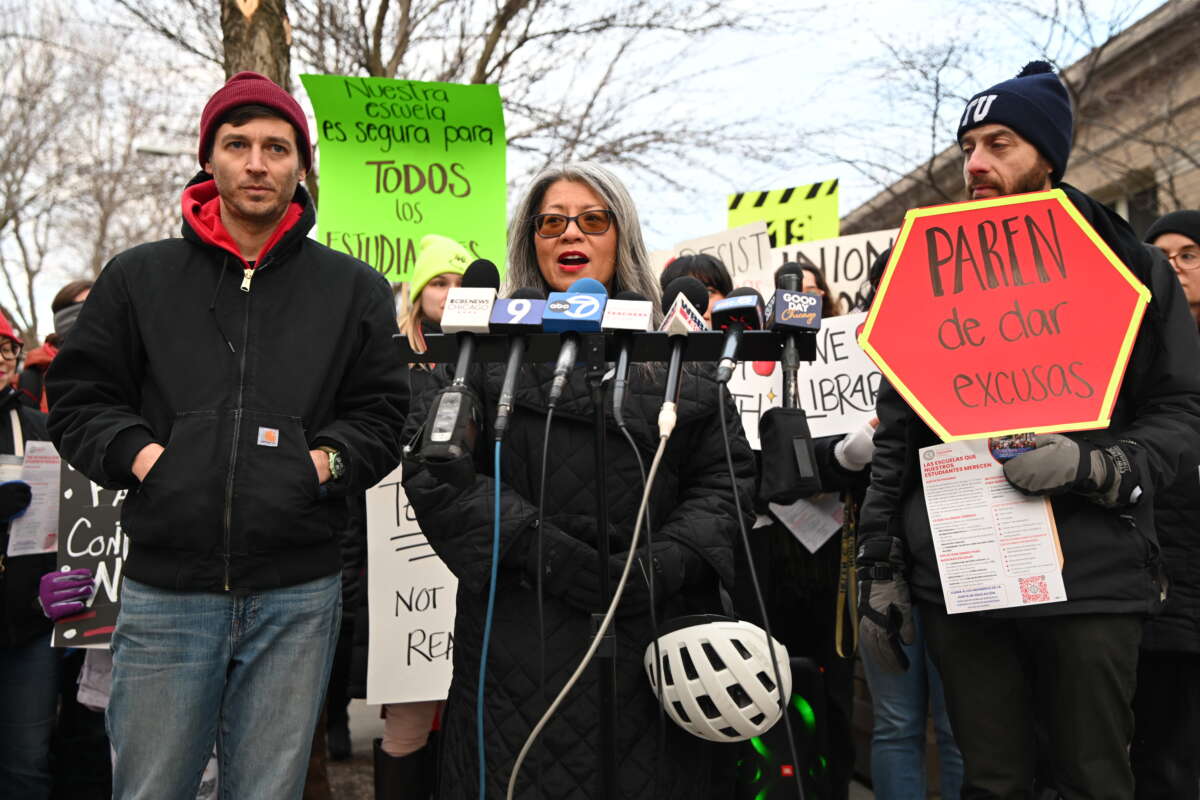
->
xmin=300 ymin=74 xmax=506 ymax=281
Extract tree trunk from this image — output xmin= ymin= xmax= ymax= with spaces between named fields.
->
xmin=220 ymin=0 xmax=292 ymax=89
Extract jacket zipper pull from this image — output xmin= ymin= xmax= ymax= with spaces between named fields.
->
xmin=240 ymin=268 xmax=254 ymax=292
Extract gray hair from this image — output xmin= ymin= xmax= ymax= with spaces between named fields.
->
xmin=506 ymin=162 xmax=663 ymax=324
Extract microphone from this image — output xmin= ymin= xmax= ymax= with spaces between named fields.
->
xmin=543 ymin=277 xmax=608 ymax=408
xmin=418 ymin=259 xmax=500 ymax=461
xmin=658 ymin=276 xmax=708 ymax=436
xmin=603 ymin=290 xmax=654 ymax=426
xmin=440 ymin=259 xmax=501 ymax=386
xmin=492 ymin=288 xmax=547 ymax=441
xmin=769 ymin=262 xmax=823 ymax=408
xmin=710 ymin=287 xmax=766 ymax=384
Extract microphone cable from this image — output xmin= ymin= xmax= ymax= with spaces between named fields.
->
xmin=507 ymin=431 xmax=670 ymax=800
xmin=614 ymin=413 xmax=666 ymax=800
xmin=478 ymin=439 xmax=503 ymax=799
xmin=716 ymin=384 xmax=807 ymax=800
xmin=532 ymin=402 xmax=556 ymax=799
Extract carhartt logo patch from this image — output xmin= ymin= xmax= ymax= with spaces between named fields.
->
xmin=257 ymin=427 xmax=279 ymax=447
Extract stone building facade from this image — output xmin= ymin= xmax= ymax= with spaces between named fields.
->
xmin=842 ymin=0 xmax=1200 ymax=239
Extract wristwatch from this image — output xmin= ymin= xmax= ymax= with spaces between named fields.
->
xmin=318 ymin=446 xmax=345 ymax=481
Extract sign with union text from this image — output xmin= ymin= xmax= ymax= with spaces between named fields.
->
xmin=859 ymin=190 xmax=1150 ymax=441
xmin=301 ymin=74 xmax=506 ymax=281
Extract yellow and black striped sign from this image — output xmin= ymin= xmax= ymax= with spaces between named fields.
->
xmin=728 ymin=179 xmax=840 ymax=247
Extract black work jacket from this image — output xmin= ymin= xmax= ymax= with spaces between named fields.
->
xmin=46 ymin=177 xmax=407 ymax=592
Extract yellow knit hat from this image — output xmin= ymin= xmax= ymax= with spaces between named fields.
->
xmin=410 ymin=234 xmax=472 ymax=300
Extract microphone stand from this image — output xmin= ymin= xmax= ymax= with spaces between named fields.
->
xmin=778 ymin=273 xmax=802 ymax=410
xmin=583 ymin=331 xmax=618 ymax=800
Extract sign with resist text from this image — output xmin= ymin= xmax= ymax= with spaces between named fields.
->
xmin=301 ymin=75 xmax=507 ymax=281
xmin=859 ymin=190 xmax=1150 ymax=441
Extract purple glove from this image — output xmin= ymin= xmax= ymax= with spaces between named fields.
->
xmin=38 ymin=568 xmax=95 ymax=621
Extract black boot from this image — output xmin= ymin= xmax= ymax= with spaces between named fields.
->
xmin=373 ymin=738 xmax=431 ymax=799
xmin=327 ymin=720 xmax=352 ymax=761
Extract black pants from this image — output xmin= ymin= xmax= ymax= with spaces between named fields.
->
xmin=1130 ymin=650 xmax=1200 ymax=800
xmin=921 ymin=603 xmax=1142 ymax=800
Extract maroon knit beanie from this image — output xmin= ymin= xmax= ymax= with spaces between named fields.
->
xmin=198 ymin=71 xmax=312 ymax=170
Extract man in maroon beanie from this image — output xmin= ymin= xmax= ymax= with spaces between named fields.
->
xmin=46 ymin=71 xmax=407 ymax=799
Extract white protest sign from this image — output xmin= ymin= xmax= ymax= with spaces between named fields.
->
xmin=6 ymin=441 xmax=61 ymax=556
xmin=763 ymin=229 xmax=898 ymax=313
xmin=727 ymin=312 xmax=882 ymax=448
xmin=365 ymin=466 xmax=457 ymax=705
xmin=672 ymin=221 xmax=773 ymax=283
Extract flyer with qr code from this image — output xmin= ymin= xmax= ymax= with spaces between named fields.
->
xmin=919 ymin=438 xmax=1067 ymax=614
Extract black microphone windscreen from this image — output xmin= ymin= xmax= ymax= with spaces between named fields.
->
xmin=615 ymin=290 xmax=647 ymax=302
xmin=726 ymin=286 xmax=762 ymax=301
xmin=661 ymin=276 xmax=709 ymax=315
xmin=462 ymin=259 xmax=501 ymax=290
xmin=775 ymin=262 xmax=806 ymax=288
xmin=510 ymin=287 xmax=545 ymax=300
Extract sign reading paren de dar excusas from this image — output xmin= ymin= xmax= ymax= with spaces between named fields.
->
xmin=859 ymin=189 xmax=1150 ymax=442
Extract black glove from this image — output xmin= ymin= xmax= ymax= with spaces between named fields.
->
xmin=523 ymin=518 xmax=603 ymax=610
xmin=1003 ymin=433 xmax=1140 ymax=507
xmin=857 ymin=537 xmax=914 ymax=673
xmin=611 ymin=541 xmax=689 ymax=616
xmin=0 ymin=480 xmax=32 ymax=522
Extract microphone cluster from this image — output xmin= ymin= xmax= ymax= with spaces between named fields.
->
xmin=415 ymin=259 xmax=824 ymax=456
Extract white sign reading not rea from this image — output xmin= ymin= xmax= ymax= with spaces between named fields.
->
xmin=365 ymin=466 xmax=457 ymax=705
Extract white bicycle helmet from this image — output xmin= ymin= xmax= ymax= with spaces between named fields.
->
xmin=644 ymin=614 xmax=791 ymax=743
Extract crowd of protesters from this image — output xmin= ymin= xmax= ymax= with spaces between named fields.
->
xmin=0 ymin=60 xmax=1199 ymax=800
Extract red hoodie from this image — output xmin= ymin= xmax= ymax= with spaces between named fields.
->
xmin=181 ymin=179 xmax=304 ymax=289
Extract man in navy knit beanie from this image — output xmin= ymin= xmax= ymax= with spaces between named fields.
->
xmin=857 ymin=61 xmax=1200 ymax=798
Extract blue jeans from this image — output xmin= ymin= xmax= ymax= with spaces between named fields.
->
xmin=860 ymin=604 xmax=963 ymax=800
xmin=108 ymin=574 xmax=341 ymax=800
xmin=0 ymin=634 xmax=61 ymax=800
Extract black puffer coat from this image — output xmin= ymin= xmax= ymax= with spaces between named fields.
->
xmin=1143 ymin=408 xmax=1200 ymax=653
xmin=860 ymin=185 xmax=1200 ymax=617
xmin=401 ymin=360 xmax=755 ymax=800
xmin=0 ymin=387 xmax=54 ymax=647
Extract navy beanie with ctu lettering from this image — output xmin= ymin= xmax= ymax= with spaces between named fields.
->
xmin=957 ymin=61 xmax=1074 ymax=183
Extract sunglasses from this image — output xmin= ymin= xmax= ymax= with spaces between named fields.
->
xmin=531 ymin=210 xmax=614 ymax=238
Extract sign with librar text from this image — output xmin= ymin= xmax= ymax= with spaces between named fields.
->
xmin=301 ymin=74 xmax=506 ymax=281
xmin=730 ymin=312 xmax=881 ymax=448
xmin=859 ymin=190 xmax=1150 ymax=441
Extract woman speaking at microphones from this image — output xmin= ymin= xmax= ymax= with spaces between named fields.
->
xmin=400 ymin=162 xmax=756 ymax=799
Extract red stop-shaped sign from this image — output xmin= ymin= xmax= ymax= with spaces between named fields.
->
xmin=859 ymin=189 xmax=1150 ymax=441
